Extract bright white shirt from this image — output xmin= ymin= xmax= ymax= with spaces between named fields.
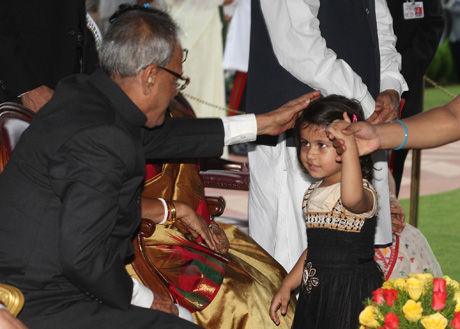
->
xmin=259 ymin=0 xmax=408 ymax=117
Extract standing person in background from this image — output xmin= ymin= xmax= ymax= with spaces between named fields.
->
xmin=245 ymin=0 xmax=408 ymax=272
xmin=0 ymin=0 xmax=99 ymax=112
xmin=388 ymin=0 xmax=444 ymax=196
xmin=152 ymin=0 xmax=233 ymax=119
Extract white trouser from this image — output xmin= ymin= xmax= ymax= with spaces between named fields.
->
xmin=247 ymin=134 xmax=392 ymax=272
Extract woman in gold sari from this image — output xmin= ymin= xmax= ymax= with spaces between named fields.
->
xmin=126 ymin=99 xmax=295 ymax=329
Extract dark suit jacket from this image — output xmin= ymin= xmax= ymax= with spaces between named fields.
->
xmin=0 ymin=70 xmax=222 ymax=328
xmin=388 ymin=0 xmax=444 ymax=117
xmin=0 ymin=0 xmax=98 ymax=101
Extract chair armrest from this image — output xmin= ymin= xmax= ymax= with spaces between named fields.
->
xmin=132 ymin=218 xmax=175 ymax=302
xmin=199 ymin=157 xmax=249 ymax=172
xmin=205 ymin=196 xmax=226 ymax=217
xmin=0 ymin=283 xmax=24 ymax=317
xmin=200 ymin=170 xmax=249 ymax=191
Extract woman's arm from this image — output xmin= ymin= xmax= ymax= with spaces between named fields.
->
xmin=333 ymin=95 xmax=460 ymax=155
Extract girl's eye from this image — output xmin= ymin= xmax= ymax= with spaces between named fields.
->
xmin=319 ymin=143 xmax=327 ymax=149
xmin=301 ymin=141 xmax=310 ymax=147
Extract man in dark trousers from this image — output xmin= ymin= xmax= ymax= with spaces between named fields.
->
xmin=388 ymin=0 xmax=444 ymax=196
xmin=0 ymin=6 xmax=317 ymax=329
xmin=245 ymin=0 xmax=409 ymax=273
xmin=0 ymin=0 xmax=99 ymax=111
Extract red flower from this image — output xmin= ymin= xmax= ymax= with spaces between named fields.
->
xmin=383 ymin=312 xmax=399 ymax=329
xmin=451 ymin=312 xmax=460 ymax=329
xmin=432 ymin=291 xmax=448 ymax=310
xmin=383 ymin=289 xmax=398 ymax=307
xmin=372 ymin=288 xmax=384 ymax=305
xmin=433 ymin=278 xmax=446 ymax=292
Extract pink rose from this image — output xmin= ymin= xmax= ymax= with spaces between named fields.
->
xmin=432 ymin=291 xmax=448 ymax=310
xmin=433 ymin=278 xmax=446 ymax=292
xmin=384 ymin=312 xmax=399 ymax=329
xmin=451 ymin=312 xmax=460 ymax=329
xmin=383 ymin=289 xmax=398 ymax=307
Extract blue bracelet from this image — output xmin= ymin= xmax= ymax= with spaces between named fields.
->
xmin=392 ymin=120 xmax=408 ymax=150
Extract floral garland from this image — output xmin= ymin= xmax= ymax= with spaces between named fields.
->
xmin=359 ymin=273 xmax=460 ymax=329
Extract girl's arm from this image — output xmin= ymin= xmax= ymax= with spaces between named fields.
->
xmin=328 ymin=120 xmax=374 ymax=214
xmin=269 ymin=248 xmax=308 ymax=325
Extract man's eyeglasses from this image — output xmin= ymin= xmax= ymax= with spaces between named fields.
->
xmin=158 ymin=66 xmax=190 ymax=90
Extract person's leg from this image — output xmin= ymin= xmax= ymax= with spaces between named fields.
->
xmin=22 ymin=300 xmax=201 ymax=329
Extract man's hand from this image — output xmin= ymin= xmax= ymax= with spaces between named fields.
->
xmin=150 ymin=293 xmax=179 ymax=316
xmin=367 ymin=89 xmax=400 ymax=125
xmin=390 ymin=195 xmax=406 ymax=234
xmin=20 ymin=85 xmax=54 ymax=112
xmin=256 ymin=90 xmax=321 ymax=136
xmin=0 ymin=308 xmax=28 ymax=329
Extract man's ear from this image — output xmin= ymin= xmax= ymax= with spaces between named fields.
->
xmin=140 ymin=64 xmax=158 ymax=95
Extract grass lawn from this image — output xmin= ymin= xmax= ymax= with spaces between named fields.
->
xmin=423 ymin=84 xmax=460 ymax=111
xmin=399 ymin=83 xmax=460 ymax=281
xmin=400 ymin=190 xmax=460 ymax=282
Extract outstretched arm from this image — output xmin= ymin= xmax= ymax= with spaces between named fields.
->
xmin=339 ymin=95 xmax=460 ymax=155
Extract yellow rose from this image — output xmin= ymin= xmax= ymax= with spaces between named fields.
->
xmin=420 ymin=313 xmax=448 ymax=329
xmin=444 ymin=275 xmax=460 ymax=290
xmin=454 ymin=290 xmax=460 ymax=313
xmin=359 ymin=305 xmax=380 ymax=328
xmin=407 ymin=277 xmax=424 ymax=300
xmin=394 ymin=278 xmax=407 ymax=291
xmin=382 ymin=280 xmax=394 ymax=290
xmin=403 ymin=299 xmax=423 ymax=322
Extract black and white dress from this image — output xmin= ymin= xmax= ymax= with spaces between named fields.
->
xmin=292 ymin=180 xmax=383 ymax=329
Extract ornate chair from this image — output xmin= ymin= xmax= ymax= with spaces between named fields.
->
xmin=0 ymin=284 xmax=25 ymax=317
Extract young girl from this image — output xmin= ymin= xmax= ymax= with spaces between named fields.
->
xmin=269 ymin=95 xmax=383 ymax=329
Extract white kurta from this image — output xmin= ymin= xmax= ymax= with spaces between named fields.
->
xmin=166 ymin=0 xmax=227 ymax=119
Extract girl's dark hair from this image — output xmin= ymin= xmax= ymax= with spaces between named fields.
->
xmin=294 ymin=94 xmax=374 ymax=181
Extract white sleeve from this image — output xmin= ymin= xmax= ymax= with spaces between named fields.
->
xmin=375 ymin=0 xmax=408 ymax=94
xmin=221 ymin=114 xmax=257 ymax=145
xmin=259 ymin=0 xmax=376 ymax=116
xmin=130 ymin=277 xmax=154 ymax=308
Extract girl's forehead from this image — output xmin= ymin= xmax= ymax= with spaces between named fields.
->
xmin=301 ymin=124 xmax=327 ymax=138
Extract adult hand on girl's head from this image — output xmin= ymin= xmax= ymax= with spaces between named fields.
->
xmin=339 ymin=121 xmax=381 ymax=156
xmin=255 ymin=90 xmax=321 ymax=136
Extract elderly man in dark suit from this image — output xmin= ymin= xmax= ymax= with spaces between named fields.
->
xmin=0 ymin=6 xmax=317 ymax=329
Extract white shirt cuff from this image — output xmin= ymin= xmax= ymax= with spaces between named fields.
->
xmin=221 ymin=114 xmax=257 ymax=145
xmin=131 ymin=277 xmax=154 ymax=308
xmin=0 ymin=303 xmax=6 ymax=310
